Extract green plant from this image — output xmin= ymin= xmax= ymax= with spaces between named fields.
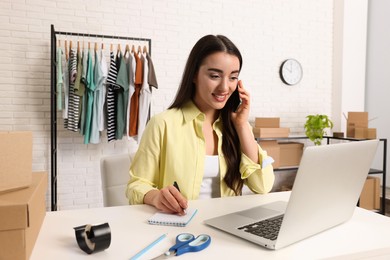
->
xmin=304 ymin=114 xmax=334 ymax=145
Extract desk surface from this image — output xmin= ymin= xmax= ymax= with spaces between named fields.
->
xmin=31 ymin=192 xmax=390 ymax=260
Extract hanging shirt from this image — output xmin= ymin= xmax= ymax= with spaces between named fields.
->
xmin=83 ymin=49 xmax=95 ymax=144
xmin=129 ymin=51 xmax=143 ymax=137
xmin=126 ymin=52 xmax=136 ymax=140
xmin=115 ymin=51 xmax=129 ymax=140
xmin=122 ymin=52 xmax=132 ymax=136
xmin=137 ymin=52 xmax=158 ymax=141
xmin=90 ymin=49 xmax=107 ymax=144
xmin=62 ymin=47 xmax=69 ymax=128
xmin=137 ymin=53 xmax=149 ymax=141
xmin=106 ymin=51 xmax=118 ymax=142
xmin=98 ymin=50 xmax=108 ymax=132
xmin=146 ymin=52 xmax=158 ymax=89
xmin=66 ymin=48 xmax=80 ymax=132
xmin=56 ymin=47 xmax=63 ymax=111
xmin=78 ymin=48 xmax=88 ymax=136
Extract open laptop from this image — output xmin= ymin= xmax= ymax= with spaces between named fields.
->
xmin=204 ymin=140 xmax=379 ymax=250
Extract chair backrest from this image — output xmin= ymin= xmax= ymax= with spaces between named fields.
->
xmin=100 ymin=153 xmax=133 ymax=207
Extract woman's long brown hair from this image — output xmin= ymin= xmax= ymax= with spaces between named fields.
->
xmin=169 ymin=35 xmax=244 ymax=195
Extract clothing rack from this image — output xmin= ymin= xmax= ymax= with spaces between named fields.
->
xmin=50 ymin=24 xmax=152 ymax=211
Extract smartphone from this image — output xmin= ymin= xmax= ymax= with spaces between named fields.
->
xmin=231 ymin=85 xmax=242 ymax=112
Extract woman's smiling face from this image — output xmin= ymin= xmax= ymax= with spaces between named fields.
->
xmin=193 ymin=52 xmax=240 ymax=113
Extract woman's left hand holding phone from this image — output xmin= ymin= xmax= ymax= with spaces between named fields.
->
xmin=144 ymin=185 xmax=188 ymax=215
xmin=231 ymin=80 xmax=250 ymax=129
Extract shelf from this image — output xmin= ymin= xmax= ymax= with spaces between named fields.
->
xmin=369 ymin=168 xmax=385 ymax=175
xmin=257 ymin=136 xmax=387 ymax=215
xmin=274 ymin=167 xmax=298 ymax=172
xmin=276 ymin=167 xmax=384 ymax=176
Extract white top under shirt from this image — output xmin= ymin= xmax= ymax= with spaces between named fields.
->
xmin=199 ymin=155 xmax=221 ymax=199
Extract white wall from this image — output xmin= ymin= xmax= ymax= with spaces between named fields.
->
xmin=366 ymin=0 xmax=390 ymax=186
xmin=332 ymin=0 xmax=368 ymax=133
xmin=0 ymin=0 xmax=335 ymax=210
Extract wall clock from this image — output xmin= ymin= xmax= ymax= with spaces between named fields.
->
xmin=279 ymin=59 xmax=303 ymax=85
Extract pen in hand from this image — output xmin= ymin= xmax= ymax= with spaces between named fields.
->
xmin=173 ymin=181 xmax=180 ymax=192
xmin=173 ymin=181 xmax=187 ymax=214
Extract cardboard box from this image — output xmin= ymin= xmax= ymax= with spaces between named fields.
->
xmin=0 ymin=172 xmax=47 ymax=260
xmin=0 ymin=132 xmax=33 ymax=193
xmin=354 ymin=128 xmax=366 ymax=139
xmin=347 ymin=112 xmax=368 ymax=138
xmin=259 ymin=140 xmax=280 ymax=168
xmin=333 ymin=132 xmax=344 ymax=138
xmin=279 ymin=142 xmax=304 ymax=167
xmin=253 ymin=127 xmax=290 ymax=138
xmin=366 ymin=128 xmax=377 ymax=139
xmin=348 ymin=111 xmax=368 ymax=123
xmin=255 ymin=117 xmax=280 ymax=128
xmin=359 ymin=176 xmax=380 ymax=210
xmin=354 ymin=128 xmax=377 ymax=139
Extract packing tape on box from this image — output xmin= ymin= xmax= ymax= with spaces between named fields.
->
xmin=74 ymin=223 xmax=111 ymax=254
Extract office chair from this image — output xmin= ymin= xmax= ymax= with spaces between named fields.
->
xmin=100 ymin=153 xmax=134 ymax=207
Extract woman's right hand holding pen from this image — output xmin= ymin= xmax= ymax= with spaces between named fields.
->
xmin=144 ymin=185 xmax=188 ymax=215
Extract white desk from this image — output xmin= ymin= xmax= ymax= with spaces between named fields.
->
xmin=31 ymin=192 xmax=390 ymax=260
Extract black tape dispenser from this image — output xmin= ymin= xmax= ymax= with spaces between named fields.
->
xmin=74 ymin=223 xmax=111 ymax=254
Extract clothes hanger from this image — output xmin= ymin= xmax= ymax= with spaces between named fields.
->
xmin=143 ymin=45 xmax=147 ymax=54
xmin=131 ymin=44 xmax=135 ymax=53
xmin=86 ymin=33 xmax=91 ymax=50
xmin=65 ymin=37 xmax=69 ymax=60
xmin=94 ymin=42 xmax=98 ymax=52
xmin=114 ymin=35 xmax=121 ymax=55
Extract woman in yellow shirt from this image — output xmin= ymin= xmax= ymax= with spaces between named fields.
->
xmin=126 ymin=35 xmax=275 ymax=215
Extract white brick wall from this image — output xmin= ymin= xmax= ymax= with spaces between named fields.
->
xmin=0 ymin=0 xmax=333 ymax=210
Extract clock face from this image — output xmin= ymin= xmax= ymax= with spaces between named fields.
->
xmin=280 ymin=59 xmax=303 ymax=85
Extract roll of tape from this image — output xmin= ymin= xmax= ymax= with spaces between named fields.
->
xmin=74 ymin=223 xmax=111 ymax=254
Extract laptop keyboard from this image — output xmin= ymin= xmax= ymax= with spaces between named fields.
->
xmin=237 ymin=215 xmax=284 ymax=241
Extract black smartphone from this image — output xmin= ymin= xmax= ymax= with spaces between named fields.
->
xmin=231 ymin=85 xmax=242 ymax=112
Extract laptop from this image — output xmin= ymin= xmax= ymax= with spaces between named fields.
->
xmin=204 ymin=140 xmax=379 ymax=250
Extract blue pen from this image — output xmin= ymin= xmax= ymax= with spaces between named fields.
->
xmin=130 ymin=233 xmax=167 ymax=260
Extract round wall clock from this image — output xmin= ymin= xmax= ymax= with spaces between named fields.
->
xmin=279 ymin=59 xmax=303 ymax=85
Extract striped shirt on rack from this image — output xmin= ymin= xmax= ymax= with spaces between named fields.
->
xmin=106 ymin=51 xmax=119 ymax=142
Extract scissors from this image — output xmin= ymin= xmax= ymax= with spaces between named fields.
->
xmin=151 ymin=233 xmax=211 ymax=259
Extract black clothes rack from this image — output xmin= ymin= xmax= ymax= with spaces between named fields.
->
xmin=50 ymin=24 xmax=152 ymax=211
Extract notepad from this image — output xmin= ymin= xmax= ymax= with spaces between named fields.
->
xmin=147 ymin=208 xmax=198 ymax=227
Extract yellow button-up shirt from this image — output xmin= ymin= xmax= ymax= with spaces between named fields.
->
xmin=127 ymin=101 xmax=275 ymax=204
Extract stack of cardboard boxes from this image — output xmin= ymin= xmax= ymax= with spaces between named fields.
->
xmin=253 ymin=117 xmax=289 ymax=138
xmin=360 ymin=176 xmax=380 ymax=211
xmin=0 ymin=132 xmax=47 ymax=260
xmin=346 ymin=112 xmax=380 ymax=211
xmin=347 ymin=112 xmax=376 ymax=139
xmin=253 ymin=117 xmax=380 ymax=211
xmin=253 ymin=117 xmax=304 ymax=169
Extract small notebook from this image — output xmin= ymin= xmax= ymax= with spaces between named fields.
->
xmin=147 ymin=208 xmax=198 ymax=227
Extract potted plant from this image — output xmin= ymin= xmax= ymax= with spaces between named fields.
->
xmin=304 ymin=114 xmax=334 ymax=145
